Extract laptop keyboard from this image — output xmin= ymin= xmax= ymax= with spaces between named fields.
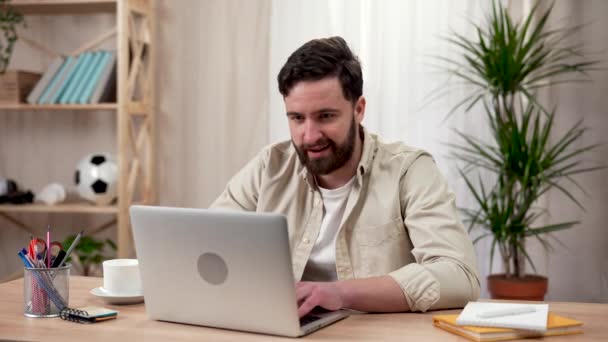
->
xmin=299 ymin=314 xmax=322 ymax=326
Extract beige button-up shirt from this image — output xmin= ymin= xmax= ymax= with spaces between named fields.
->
xmin=210 ymin=129 xmax=480 ymax=312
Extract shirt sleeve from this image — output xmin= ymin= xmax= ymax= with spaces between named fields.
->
xmin=388 ymin=155 xmax=480 ymax=312
xmin=209 ymin=149 xmax=267 ymax=211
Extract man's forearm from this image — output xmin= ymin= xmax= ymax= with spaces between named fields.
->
xmin=337 ymin=275 xmax=410 ymax=312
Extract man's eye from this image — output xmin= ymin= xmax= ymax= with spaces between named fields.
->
xmin=290 ymin=115 xmax=304 ymax=122
xmin=320 ymin=113 xmax=334 ymax=119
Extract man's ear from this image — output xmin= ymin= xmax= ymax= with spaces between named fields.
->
xmin=355 ymin=96 xmax=366 ymax=124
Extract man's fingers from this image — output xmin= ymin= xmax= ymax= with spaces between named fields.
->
xmin=296 ymin=281 xmax=310 ymax=289
xmin=296 ymin=282 xmax=314 ymax=303
xmin=297 ymin=294 xmax=318 ymax=318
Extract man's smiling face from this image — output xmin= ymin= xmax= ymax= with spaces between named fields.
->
xmin=285 ymin=77 xmax=362 ymax=176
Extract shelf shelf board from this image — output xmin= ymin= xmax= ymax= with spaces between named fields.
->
xmin=11 ymin=0 xmax=116 ymax=15
xmin=0 ymin=103 xmax=117 ymax=111
xmin=0 ymin=203 xmax=118 ymax=214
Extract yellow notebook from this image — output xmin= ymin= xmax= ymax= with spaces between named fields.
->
xmin=433 ymin=313 xmax=583 ymax=342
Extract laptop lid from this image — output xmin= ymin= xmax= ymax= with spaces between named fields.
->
xmin=130 ymin=205 xmax=306 ymax=336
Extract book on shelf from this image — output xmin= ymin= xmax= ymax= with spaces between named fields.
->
xmin=48 ymin=54 xmax=85 ymax=104
xmin=70 ymin=51 xmax=103 ymax=103
xmin=37 ymin=55 xmax=76 ymax=104
xmin=26 ymin=56 xmax=64 ymax=104
xmin=90 ymin=50 xmax=117 ymax=104
xmin=78 ymin=51 xmax=109 ymax=104
xmin=27 ymin=50 xmax=117 ymax=105
xmin=433 ymin=313 xmax=583 ymax=342
xmin=58 ymin=52 xmax=91 ymax=104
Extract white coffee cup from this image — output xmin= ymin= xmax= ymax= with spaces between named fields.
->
xmin=102 ymin=259 xmax=142 ymax=295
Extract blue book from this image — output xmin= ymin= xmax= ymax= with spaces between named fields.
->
xmin=27 ymin=56 xmax=65 ymax=104
xmin=78 ymin=51 xmax=110 ymax=104
xmin=72 ymin=51 xmax=104 ymax=103
xmin=38 ymin=56 xmax=76 ymax=104
xmin=58 ymin=52 xmax=92 ymax=104
xmin=51 ymin=53 xmax=88 ymax=104
xmin=90 ymin=51 xmax=117 ymax=103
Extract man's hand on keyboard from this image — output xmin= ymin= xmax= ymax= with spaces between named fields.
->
xmin=296 ymin=281 xmax=346 ymax=318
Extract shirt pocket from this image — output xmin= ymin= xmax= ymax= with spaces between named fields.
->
xmin=355 ymin=218 xmax=405 ymax=247
xmin=353 ymin=218 xmax=413 ymax=277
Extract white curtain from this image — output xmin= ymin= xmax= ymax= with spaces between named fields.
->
xmin=268 ymin=0 xmax=495 ymax=297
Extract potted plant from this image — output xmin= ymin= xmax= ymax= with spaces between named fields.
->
xmin=62 ymin=234 xmax=117 ymax=276
xmin=0 ymin=0 xmax=38 ymax=104
xmin=443 ymin=1 xmax=602 ymax=300
xmin=0 ymin=0 xmax=23 ymax=73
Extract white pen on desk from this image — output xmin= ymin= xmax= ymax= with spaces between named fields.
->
xmin=477 ymin=306 xmax=536 ymax=319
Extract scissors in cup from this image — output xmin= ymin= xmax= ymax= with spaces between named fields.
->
xmin=28 ymin=238 xmax=63 ymax=268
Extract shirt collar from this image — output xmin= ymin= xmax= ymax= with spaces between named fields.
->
xmin=357 ymin=126 xmax=376 ymax=178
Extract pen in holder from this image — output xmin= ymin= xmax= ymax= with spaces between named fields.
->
xmin=23 ymin=264 xmax=70 ymax=317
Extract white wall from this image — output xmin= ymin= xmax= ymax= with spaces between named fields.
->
xmin=155 ymin=0 xmax=271 ymax=208
xmin=537 ymin=0 xmax=608 ymax=303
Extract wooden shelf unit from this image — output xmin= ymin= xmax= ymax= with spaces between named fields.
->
xmin=0 ymin=103 xmax=118 ymax=111
xmin=12 ymin=0 xmax=116 ymax=15
xmin=0 ymin=203 xmax=118 ymax=214
xmin=0 ymin=0 xmax=157 ymax=258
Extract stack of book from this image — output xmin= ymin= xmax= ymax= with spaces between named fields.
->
xmin=26 ymin=50 xmax=117 ymax=105
xmin=433 ymin=302 xmax=583 ymax=341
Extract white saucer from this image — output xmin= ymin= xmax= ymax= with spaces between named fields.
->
xmin=90 ymin=287 xmax=144 ymax=305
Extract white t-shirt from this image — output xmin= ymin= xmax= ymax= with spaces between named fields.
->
xmin=302 ymin=177 xmax=355 ymax=282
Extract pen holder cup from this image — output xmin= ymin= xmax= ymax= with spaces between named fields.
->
xmin=23 ymin=265 xmax=70 ymax=317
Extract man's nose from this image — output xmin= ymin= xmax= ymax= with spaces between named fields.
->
xmin=303 ymin=121 xmax=323 ymax=145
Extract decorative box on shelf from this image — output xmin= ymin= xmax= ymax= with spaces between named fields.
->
xmin=0 ymin=70 xmax=41 ymax=104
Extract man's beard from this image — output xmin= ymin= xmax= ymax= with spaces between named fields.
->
xmin=293 ymin=117 xmax=357 ymax=176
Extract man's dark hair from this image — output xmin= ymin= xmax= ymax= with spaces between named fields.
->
xmin=277 ymin=36 xmax=363 ymax=104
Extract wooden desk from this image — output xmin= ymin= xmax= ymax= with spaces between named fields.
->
xmin=1 ymin=276 xmax=607 ymax=341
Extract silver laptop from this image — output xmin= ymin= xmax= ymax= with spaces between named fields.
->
xmin=130 ymin=205 xmax=349 ymax=337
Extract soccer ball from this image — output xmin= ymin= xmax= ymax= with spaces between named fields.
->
xmin=74 ymin=153 xmax=118 ymax=205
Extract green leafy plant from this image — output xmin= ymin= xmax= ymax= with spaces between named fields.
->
xmin=0 ymin=0 xmax=25 ymax=73
xmin=62 ymin=235 xmax=117 ymax=276
xmin=443 ymin=1 xmax=602 ymax=278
